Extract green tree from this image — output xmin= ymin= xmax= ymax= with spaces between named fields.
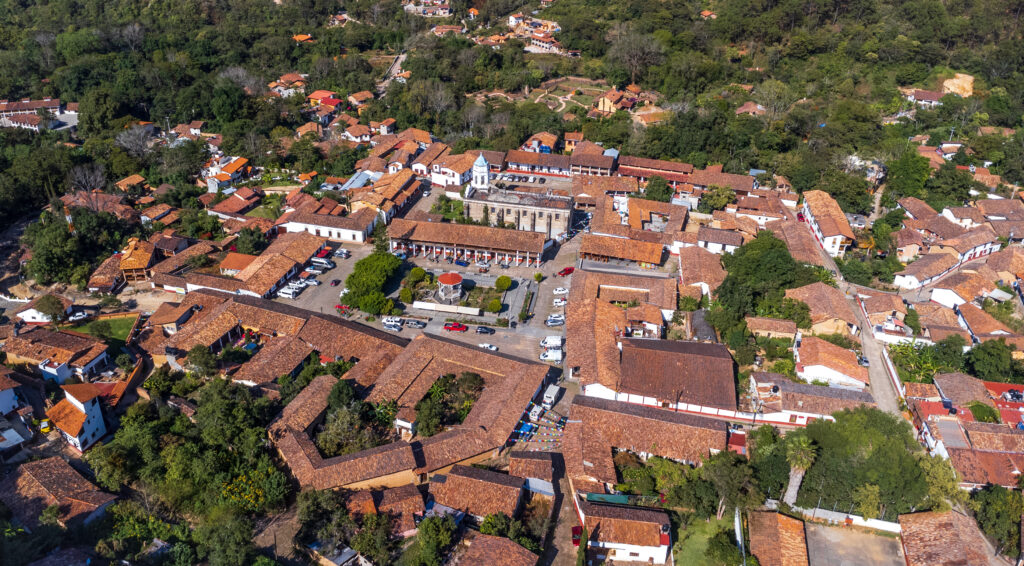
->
xmin=701 ymin=451 xmax=762 ymax=519
xmin=187 ymin=345 xmax=218 ymax=377
xmin=966 ymin=339 xmax=1016 ymax=382
xmin=904 ymin=308 xmax=921 ymax=335
xmin=407 ymin=267 xmax=427 ymax=286
xmin=372 ymin=222 xmax=389 ymax=255
xmin=885 ymin=151 xmax=931 ymax=200
xmin=972 ymin=485 xmax=1024 ymax=556
xmin=91 ymin=319 xmax=114 ymax=341
xmin=408 ymin=515 xmax=456 ymax=566
xmin=34 ymin=295 xmax=68 ymax=325
xmin=576 ymin=527 xmax=588 ymax=566
xmin=350 ymin=513 xmax=396 ymax=564
xmin=782 ymin=431 xmax=816 ymax=506
xmin=234 ymin=228 xmax=268 ymax=255
xmin=194 ymin=508 xmax=254 ymax=566
xmin=852 ymin=484 xmax=881 ymax=520
xmin=534 ymin=272 xmax=543 ymax=283
xmin=918 ymin=454 xmax=965 ymax=512
xmin=643 ymin=175 xmax=673 ymax=202
xmin=116 ymin=353 xmax=134 ymax=371
xmin=495 ymin=275 xmax=512 ymax=292
xmin=399 ymin=287 xmax=413 ymax=303
xmin=697 ymin=185 xmax=737 ymax=213
xmin=486 ymin=298 xmax=502 ymax=313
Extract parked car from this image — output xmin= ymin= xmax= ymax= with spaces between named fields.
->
xmin=528 ymin=176 xmax=536 ymax=183
xmin=393 ymin=252 xmax=407 ymax=260
xmin=478 ymin=343 xmax=498 ymax=351
xmin=557 ymin=267 xmax=575 ymax=277
xmin=475 ymin=261 xmax=490 ymax=268
xmin=444 ymin=322 xmax=468 ymax=332
xmin=553 ymin=298 xmax=567 ymax=307
xmin=330 ymin=279 xmax=341 ymax=286
xmin=528 ymin=405 xmax=544 ymax=422
xmin=304 ymin=278 xmax=321 ymax=286
xmin=381 ymin=316 xmax=403 ymax=325
xmin=545 ymin=318 xmax=565 ymax=327
xmin=538 ymin=177 xmax=545 ymax=184
xmin=68 ymin=311 xmax=89 ymax=322
xmin=307 ymin=268 xmax=323 ymax=275
xmin=406 ymin=320 xmax=427 ymax=329
xmin=333 ymin=249 xmax=351 ymax=258
xmin=553 ymin=287 xmax=569 ymax=295
xmin=546 ymin=313 xmax=565 ymax=322
xmin=383 ymin=323 xmax=402 ymax=332
xmin=454 ymin=259 xmax=470 ymax=267
xmin=476 ymin=326 xmax=495 ymax=334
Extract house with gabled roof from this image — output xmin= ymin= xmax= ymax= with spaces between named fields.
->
xmin=47 ymin=383 xmax=107 ymax=451
xmin=0 ymin=456 xmax=116 ymax=530
xmin=802 ymin=190 xmax=855 ymax=258
xmin=899 ymin=510 xmax=998 ymax=566
xmin=457 ymin=533 xmax=539 ymax=566
xmin=794 ymin=335 xmax=869 ymax=389
xmin=574 ymin=496 xmax=672 ymax=564
xmin=747 ymin=372 xmax=875 ymax=426
xmin=3 ymin=327 xmax=108 ymax=383
xmin=15 ymin=294 xmax=73 ymax=325
xmin=747 ymin=511 xmax=809 ymax=566
xmin=785 ymin=282 xmax=860 ymax=336
xmin=428 ymin=465 xmax=525 ymax=522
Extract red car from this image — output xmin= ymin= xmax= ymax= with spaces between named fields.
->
xmin=557 ymin=267 xmax=575 ymax=277
xmin=443 ymin=322 xmax=468 ymax=332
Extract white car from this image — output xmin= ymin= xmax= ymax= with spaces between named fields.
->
xmin=68 ymin=311 xmax=89 ymax=321
xmin=553 ymin=298 xmax=567 ymax=307
xmin=307 ymin=268 xmax=323 ymax=275
xmin=382 ymin=316 xmax=403 ymax=325
xmin=478 ymin=343 xmax=498 ymax=351
xmin=475 ymin=261 xmax=490 ymax=268
xmin=304 ymin=278 xmax=321 ymax=286
xmin=553 ymin=287 xmax=569 ymax=295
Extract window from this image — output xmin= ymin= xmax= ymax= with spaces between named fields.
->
xmin=538 ymin=212 xmax=544 ymax=217
xmin=555 ymin=214 xmax=560 ymax=220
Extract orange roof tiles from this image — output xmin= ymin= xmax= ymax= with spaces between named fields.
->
xmin=748 ymin=511 xmax=809 ymax=566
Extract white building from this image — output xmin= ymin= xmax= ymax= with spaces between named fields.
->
xmin=794 ymin=335 xmax=869 ymax=390
xmin=575 ymin=496 xmax=672 ymax=564
xmin=15 ymin=295 xmax=73 ymax=325
xmin=47 ymin=383 xmax=107 ymax=451
xmin=802 ymin=190 xmax=855 ymax=258
xmin=429 ymin=153 xmax=475 ymax=191
xmin=696 ymin=226 xmax=742 ymax=255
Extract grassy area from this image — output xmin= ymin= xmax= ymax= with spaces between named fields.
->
xmin=673 ymin=515 xmax=732 ymax=566
xmin=246 ymin=205 xmax=281 ymax=220
xmin=460 ymin=284 xmax=503 ymax=311
xmin=69 ymin=316 xmax=137 ymax=341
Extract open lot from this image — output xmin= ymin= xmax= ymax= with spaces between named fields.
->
xmin=805 ymin=523 xmax=903 ymax=566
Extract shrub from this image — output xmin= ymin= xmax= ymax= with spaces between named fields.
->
xmin=486 ymin=298 xmax=502 ymax=313
xmin=399 ymin=287 xmax=413 ymax=304
xmin=408 ymin=267 xmax=427 ymax=285
xmin=495 ymin=275 xmax=512 ymax=292
xmin=534 ymin=272 xmax=543 ymax=283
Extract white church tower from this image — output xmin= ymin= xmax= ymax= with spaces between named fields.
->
xmin=471 ymin=153 xmax=489 ymax=191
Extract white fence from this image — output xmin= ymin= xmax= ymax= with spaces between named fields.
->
xmin=411 ymin=301 xmax=481 ymax=316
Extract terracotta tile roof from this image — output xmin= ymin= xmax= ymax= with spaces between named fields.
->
xmin=946 ymin=447 xmax=1024 ymax=487
xmin=934 ymin=225 xmax=998 ymax=255
xmin=411 ymin=142 xmax=451 ymax=167
xmin=47 ymin=398 xmax=87 ymax=436
xmin=0 ymin=367 xmax=20 ymax=392
xmin=579 ymin=234 xmax=663 ymax=264
xmin=564 ymin=396 xmax=726 ymax=488
xmin=861 ymin=293 xmax=906 ymax=316
xmin=752 ymin=373 xmax=875 ymax=415
xmin=218 ymin=252 xmax=258 ymax=272
xmin=60 ymin=191 xmax=138 ymax=222
xmin=896 ymin=253 xmax=959 ymax=282
xmin=397 ymin=128 xmax=433 ymax=146
xmin=677 ymin=246 xmax=727 ymax=291
xmin=803 ymin=190 xmax=854 ymax=239
xmin=697 ymin=226 xmax=744 ymax=247
xmin=297 ymin=313 xmax=407 ymax=365
xmin=388 ymin=219 xmax=546 ymax=255
xmin=689 ymin=166 xmax=755 ymax=192
xmin=377 ymin=483 xmax=424 ymax=535
xmin=934 ymin=372 xmax=995 ymax=408
xmin=232 ymin=336 xmax=313 ymax=386
xmin=932 ymin=271 xmax=996 ymax=303
xmin=784 ymin=282 xmax=858 ymax=328
xmin=236 ymin=253 xmax=298 ymax=296
xmin=898 ymin=510 xmax=996 ymax=566
xmin=904 ymin=382 xmax=940 ymax=400
xmin=459 ymin=533 xmax=538 ymax=566
xmin=899 ymin=197 xmax=939 ymax=220
xmin=567 ymin=269 xmax=677 ymax=311
xmin=745 ymin=317 xmax=798 ymax=336
xmin=748 ymin=511 xmax=808 ymax=566
xmin=88 ymin=253 xmax=124 ymax=290
xmin=570 ymin=176 xmax=638 ymax=201
xmin=986 ymin=246 xmax=1024 ymax=280
xmin=767 ymin=221 xmax=825 ymax=266
xmin=958 ymin=303 xmax=1012 ymax=337
xmin=0 ymin=456 xmax=116 ymax=529
xmin=796 ymin=336 xmax=868 ymax=383
xmin=921 ymin=215 xmax=966 ymax=240
xmin=565 ymin=299 xmax=627 ymax=390
xmin=579 ymin=498 xmax=670 ymax=547
xmin=504 ymin=149 xmax=571 ymax=170
xmin=962 ymin=421 xmax=1024 ymax=452
xmin=3 ymin=327 xmax=107 ymax=369
xmin=895 ymin=228 xmax=925 ymax=248
xmin=619 ymin=339 xmax=736 ymax=409
xmin=945 ymin=206 xmax=985 ymax=223
xmin=429 ymin=465 xmax=524 ymax=518
xmin=508 ymin=451 xmax=554 ymax=482
xmin=989 ymin=220 xmax=1024 ymax=241
xmin=118 ymin=238 xmax=156 ymax=271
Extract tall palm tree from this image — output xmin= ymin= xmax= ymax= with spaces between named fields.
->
xmin=783 ymin=433 xmax=817 ymax=506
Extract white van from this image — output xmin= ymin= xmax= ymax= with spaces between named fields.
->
xmin=542 ymin=384 xmax=560 ymax=410
xmin=539 ymin=349 xmax=563 ymax=363
xmin=382 ymin=316 xmax=403 ymax=326
xmin=279 ymin=287 xmax=300 ymax=299
xmin=539 ymin=336 xmax=564 ymax=349
xmin=310 ymin=257 xmax=335 ymax=269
